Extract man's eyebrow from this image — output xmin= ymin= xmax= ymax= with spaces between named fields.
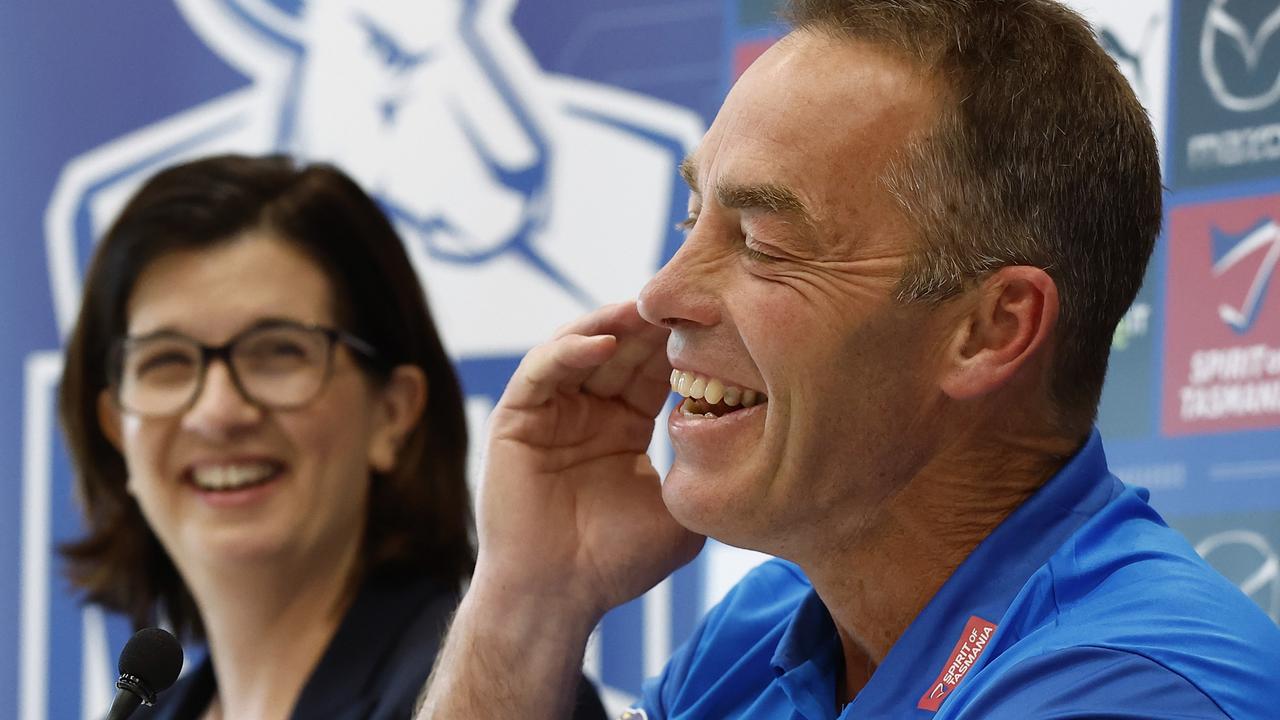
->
xmin=679 ymin=156 xmax=699 ymax=193
xmin=716 ymin=181 xmax=814 ymax=224
xmin=679 ymin=156 xmax=818 ymax=233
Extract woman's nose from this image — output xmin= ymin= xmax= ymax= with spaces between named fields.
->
xmin=179 ymin=360 xmax=263 ymax=439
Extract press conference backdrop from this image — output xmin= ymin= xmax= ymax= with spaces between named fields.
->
xmin=2 ymin=1 xmax=1278 ymax=718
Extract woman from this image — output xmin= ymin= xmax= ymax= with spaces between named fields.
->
xmin=59 ymin=155 xmax=605 ymax=719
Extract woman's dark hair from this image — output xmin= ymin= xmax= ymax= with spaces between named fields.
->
xmin=59 ymin=154 xmax=474 ymax=639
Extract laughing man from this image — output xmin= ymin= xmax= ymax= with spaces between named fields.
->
xmin=417 ymin=1 xmax=1280 ymax=718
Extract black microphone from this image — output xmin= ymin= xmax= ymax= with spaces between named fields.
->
xmin=105 ymin=627 xmax=184 ymax=720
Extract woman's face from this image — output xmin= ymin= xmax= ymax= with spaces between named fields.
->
xmin=99 ymin=231 xmax=423 ymax=580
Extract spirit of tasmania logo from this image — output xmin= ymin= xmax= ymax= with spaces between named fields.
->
xmin=916 ymin=616 xmax=998 ymax=712
xmin=1163 ymin=195 xmax=1280 ymax=436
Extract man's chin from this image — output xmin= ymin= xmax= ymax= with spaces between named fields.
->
xmin=660 ymin=464 xmax=760 ymax=546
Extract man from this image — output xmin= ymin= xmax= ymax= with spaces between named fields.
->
xmin=418 ymin=1 xmax=1280 ymax=718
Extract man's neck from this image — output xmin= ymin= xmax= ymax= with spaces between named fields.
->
xmin=800 ymin=430 xmax=1081 ymax=705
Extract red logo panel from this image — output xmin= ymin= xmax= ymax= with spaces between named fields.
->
xmin=1163 ymin=196 xmax=1280 ymax=436
xmin=917 ymin=616 xmax=998 ymax=712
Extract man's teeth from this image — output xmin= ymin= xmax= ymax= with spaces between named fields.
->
xmin=669 ymin=370 xmax=765 ymax=408
xmin=191 ymin=463 xmax=276 ymax=491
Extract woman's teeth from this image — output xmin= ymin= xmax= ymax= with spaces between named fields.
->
xmin=670 ymin=370 xmax=766 ymax=417
xmin=190 ymin=463 xmax=277 ymax=491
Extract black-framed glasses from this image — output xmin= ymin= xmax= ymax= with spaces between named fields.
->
xmin=108 ymin=320 xmax=381 ymax=417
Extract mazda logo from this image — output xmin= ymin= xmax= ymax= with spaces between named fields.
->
xmin=1200 ymin=0 xmax=1280 ymax=112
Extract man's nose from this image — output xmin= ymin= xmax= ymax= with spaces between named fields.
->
xmin=637 ymin=227 xmax=722 ymax=330
xmin=179 ymin=360 xmax=262 ymax=439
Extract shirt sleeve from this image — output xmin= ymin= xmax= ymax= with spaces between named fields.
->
xmin=948 ymin=645 xmax=1230 ymax=719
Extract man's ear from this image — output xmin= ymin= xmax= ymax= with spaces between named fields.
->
xmin=368 ymin=365 xmax=428 ymax=474
xmin=939 ymin=266 xmax=1059 ymax=401
xmin=98 ymin=390 xmax=124 ymax=451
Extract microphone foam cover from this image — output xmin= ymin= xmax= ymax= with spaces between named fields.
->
xmin=118 ymin=627 xmax=184 ymax=692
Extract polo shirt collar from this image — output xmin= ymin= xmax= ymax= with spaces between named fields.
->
xmin=771 ymin=589 xmax=842 ymax=719
xmin=769 ymin=429 xmax=1120 ymax=718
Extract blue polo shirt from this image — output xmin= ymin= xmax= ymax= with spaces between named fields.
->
xmin=631 ymin=432 xmax=1280 ymax=719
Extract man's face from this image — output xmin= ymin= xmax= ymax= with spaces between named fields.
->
xmin=638 ymin=31 xmax=961 ymax=556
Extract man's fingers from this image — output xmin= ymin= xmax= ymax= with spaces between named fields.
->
xmin=623 ymin=378 xmax=675 ymax=420
xmin=626 ymin=336 xmax=681 ymax=415
xmin=582 ymin=321 xmax=670 ymax=400
xmin=552 ymin=301 xmax=655 ymax=341
xmin=503 ymin=334 xmax=618 ymax=409
xmin=503 ymin=300 xmax=672 ymax=412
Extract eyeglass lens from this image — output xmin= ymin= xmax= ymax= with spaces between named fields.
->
xmin=116 ymin=325 xmax=334 ymax=415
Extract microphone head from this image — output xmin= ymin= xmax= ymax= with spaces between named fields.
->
xmin=118 ymin=627 xmax=183 ymax=693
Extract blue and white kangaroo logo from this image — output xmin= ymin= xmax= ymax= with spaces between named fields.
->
xmin=46 ymin=0 xmax=701 ymax=355
xmin=33 ymin=1 xmax=701 ymax=717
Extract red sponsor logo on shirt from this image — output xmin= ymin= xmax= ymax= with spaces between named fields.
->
xmin=916 ymin=615 xmax=998 ymax=712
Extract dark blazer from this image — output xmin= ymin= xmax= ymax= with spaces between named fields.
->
xmin=135 ymin=575 xmax=607 ymax=719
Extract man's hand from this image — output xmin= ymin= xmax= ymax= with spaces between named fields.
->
xmin=417 ymin=302 xmax=704 ymax=719
xmin=477 ymin=300 xmax=705 ymax=616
